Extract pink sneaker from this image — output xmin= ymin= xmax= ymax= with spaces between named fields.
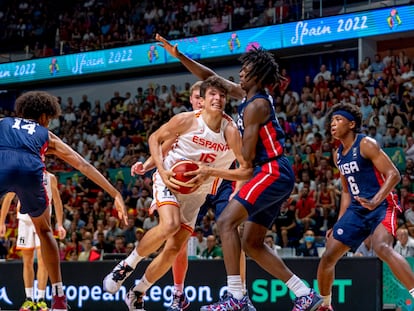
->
xmin=51 ymin=295 xmax=67 ymax=311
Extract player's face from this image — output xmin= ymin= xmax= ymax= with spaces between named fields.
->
xmin=202 ymin=87 xmax=226 ymax=113
xmin=190 ymin=88 xmax=202 ymax=110
xmin=330 ymin=115 xmax=354 ymax=139
xmin=239 ymin=63 xmax=255 ymax=91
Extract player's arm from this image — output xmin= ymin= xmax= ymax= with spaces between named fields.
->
xmin=148 ymin=112 xmax=194 ymax=190
xmin=0 ymin=192 xmax=15 ymax=237
xmin=46 ymin=131 xmax=128 ymax=225
xmin=241 ymin=98 xmax=270 ymax=163
xmin=49 ymin=173 xmax=66 ymax=240
xmin=356 ymin=136 xmax=401 ymax=210
xmin=131 ymin=137 xmax=177 ymax=176
xmin=155 ymin=33 xmax=244 ymax=100
xmin=204 ymin=122 xmax=253 ymax=181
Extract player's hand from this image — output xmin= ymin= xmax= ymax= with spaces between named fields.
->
xmin=57 ymin=225 xmax=66 ymax=240
xmin=131 ymin=161 xmax=146 ymax=176
xmin=185 ymin=163 xmax=210 ymax=186
xmin=155 ymin=33 xmax=180 ymax=58
xmin=160 ymin=169 xmax=181 ymax=193
xmin=354 ymin=196 xmax=377 ymax=210
xmin=114 ymin=193 xmax=128 ymax=225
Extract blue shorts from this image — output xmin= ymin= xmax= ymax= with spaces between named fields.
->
xmin=198 ymin=180 xmax=233 ymax=222
xmin=0 ymin=151 xmax=47 ymax=217
xmin=234 ymin=156 xmax=295 ymax=228
xmin=332 ymin=203 xmax=387 ymax=251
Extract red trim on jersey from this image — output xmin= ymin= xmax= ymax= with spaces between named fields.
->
xmin=260 ymin=121 xmax=283 ymax=159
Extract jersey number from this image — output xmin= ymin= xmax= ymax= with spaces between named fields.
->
xmin=199 ymin=153 xmax=217 ymax=163
xmin=12 ymin=119 xmax=37 ymax=135
xmin=347 ymin=176 xmax=360 ymax=195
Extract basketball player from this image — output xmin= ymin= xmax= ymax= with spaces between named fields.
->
xmin=316 ymin=103 xmax=414 ymax=310
xmin=0 ymin=172 xmax=66 ymax=311
xmin=0 ymin=91 xmax=127 ymax=311
xmin=103 ymin=76 xmax=253 ymax=310
xmin=155 ymin=33 xmax=322 ymax=311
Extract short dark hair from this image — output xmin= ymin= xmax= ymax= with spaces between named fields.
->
xmin=200 ymin=76 xmax=228 ymax=98
xmin=326 ymin=102 xmax=362 ymax=133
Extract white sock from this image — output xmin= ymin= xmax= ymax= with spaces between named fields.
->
xmin=409 ymin=288 xmax=414 ymax=298
xmin=25 ymin=287 xmax=34 ymax=300
xmin=227 ymin=275 xmax=243 ymax=300
xmin=125 ymin=249 xmax=144 ymax=269
xmin=52 ymin=282 xmax=64 ymax=297
xmin=321 ymin=294 xmax=332 ymax=306
xmin=133 ymin=275 xmax=153 ymax=293
xmin=286 ymin=275 xmax=311 ymax=297
xmin=37 ymin=289 xmax=46 ymax=300
xmin=174 ymin=283 xmax=184 ymax=294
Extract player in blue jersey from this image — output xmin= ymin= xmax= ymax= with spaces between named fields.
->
xmin=156 ymin=33 xmax=322 ymax=311
xmin=0 ymin=91 xmax=128 ymax=311
xmin=316 ymin=103 xmax=414 ymax=311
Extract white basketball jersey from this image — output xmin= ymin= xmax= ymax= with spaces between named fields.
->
xmin=163 ymin=110 xmax=236 ymax=194
xmin=18 ymin=171 xmax=53 ymax=221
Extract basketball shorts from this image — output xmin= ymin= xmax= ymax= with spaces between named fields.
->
xmin=234 ymin=157 xmax=295 ymax=228
xmin=16 ymin=218 xmax=40 ymax=250
xmin=198 ymin=179 xmax=233 ymax=221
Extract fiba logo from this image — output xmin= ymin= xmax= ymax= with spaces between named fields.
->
xmin=19 ymin=236 xmax=25 ymax=245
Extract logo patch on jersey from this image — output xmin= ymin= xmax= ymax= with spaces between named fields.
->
xmin=352 ymin=147 xmax=358 ymax=159
xmin=337 ymin=228 xmax=344 ymax=235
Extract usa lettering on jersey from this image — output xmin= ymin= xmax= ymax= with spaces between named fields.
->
xmin=338 ymin=161 xmax=360 ymax=175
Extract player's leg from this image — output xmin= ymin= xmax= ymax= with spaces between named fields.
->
xmin=372 ymin=223 xmax=414 ymax=296
xmin=125 ymin=228 xmax=191 ymax=311
xmin=36 ymin=247 xmax=50 ymax=311
xmin=20 ymin=249 xmax=37 ymax=311
xmin=169 ymin=241 xmax=190 ymax=311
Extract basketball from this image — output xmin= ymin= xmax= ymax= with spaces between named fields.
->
xmin=169 ymin=160 xmax=199 ymax=194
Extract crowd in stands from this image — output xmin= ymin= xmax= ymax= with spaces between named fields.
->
xmin=0 ymin=0 xmax=402 ymax=58
xmin=0 ymin=46 xmax=413 ymax=261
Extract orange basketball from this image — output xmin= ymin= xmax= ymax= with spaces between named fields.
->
xmin=169 ymin=160 xmax=199 ymax=194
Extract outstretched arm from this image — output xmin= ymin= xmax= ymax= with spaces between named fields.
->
xmin=156 ymin=33 xmax=245 ymax=100
xmin=46 ymin=132 xmax=128 ymax=225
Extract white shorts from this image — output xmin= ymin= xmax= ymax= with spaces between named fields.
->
xmin=16 ymin=218 xmax=40 ymax=250
xmin=151 ymin=172 xmax=210 ymax=230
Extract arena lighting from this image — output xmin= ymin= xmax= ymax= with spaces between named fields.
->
xmin=0 ymin=4 xmax=413 ymax=87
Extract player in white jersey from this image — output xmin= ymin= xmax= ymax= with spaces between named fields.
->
xmin=103 ymin=76 xmax=252 ymax=310
xmin=0 ymin=171 xmax=66 ymax=311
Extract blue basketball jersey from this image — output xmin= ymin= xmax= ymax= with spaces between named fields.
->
xmin=336 ymin=134 xmax=396 ymax=210
xmin=237 ymin=91 xmax=285 ymax=166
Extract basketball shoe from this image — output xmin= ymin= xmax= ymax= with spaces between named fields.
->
xmin=19 ymin=298 xmax=36 ymax=311
xmin=167 ymin=291 xmax=190 ymax=311
xmin=200 ymin=292 xmax=249 ymax=311
xmin=36 ymin=298 xmax=50 ymax=311
xmin=125 ymin=288 xmax=146 ymax=311
xmin=51 ymin=295 xmax=68 ymax=311
xmin=292 ymin=289 xmax=323 ymax=311
xmin=103 ymin=260 xmax=134 ymax=294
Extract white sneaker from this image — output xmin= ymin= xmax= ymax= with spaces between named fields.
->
xmin=125 ymin=288 xmax=146 ymax=311
xmin=103 ymin=260 xmax=134 ymax=294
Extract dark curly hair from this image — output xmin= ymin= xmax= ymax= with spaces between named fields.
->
xmin=326 ymin=102 xmax=362 ymax=134
xmin=15 ymin=91 xmax=61 ymax=121
xmin=238 ymin=46 xmax=280 ymax=89
xmin=200 ymin=76 xmax=228 ymax=98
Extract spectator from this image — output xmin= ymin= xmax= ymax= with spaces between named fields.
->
xmin=354 ymin=236 xmax=376 ymax=257
xmin=384 ymin=126 xmax=404 ymax=148
xmin=313 ymin=64 xmax=331 ymax=84
xmin=78 ymin=238 xmax=94 ymax=261
xmin=295 ymin=185 xmax=317 ymax=232
xmin=404 ymin=196 xmax=414 ymax=236
xmin=274 ymin=199 xmax=297 ymax=247
xmin=106 ymin=216 xmax=123 ymax=245
xmin=194 ymin=226 xmax=207 ymax=256
xmin=113 ymin=236 xmax=126 ymax=254
xmin=142 ymin=212 xmax=158 ymax=231
xmin=123 ymin=217 xmax=137 ymax=245
xmin=134 ymin=227 xmax=145 ymax=247
xmin=95 ymin=232 xmax=114 ymax=254
xmin=200 ymin=235 xmax=223 ymax=259
xmin=264 ymin=234 xmax=281 ymax=254
xmin=394 ymin=228 xmax=414 ymax=257
xmin=296 ymin=229 xmax=320 ymax=257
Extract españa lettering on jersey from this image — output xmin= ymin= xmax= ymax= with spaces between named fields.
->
xmin=192 ymin=135 xmax=229 ymax=152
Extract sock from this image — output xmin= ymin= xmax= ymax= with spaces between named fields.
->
xmin=37 ymin=289 xmax=46 ymax=300
xmin=227 ymin=275 xmax=243 ymax=300
xmin=25 ymin=287 xmax=34 ymax=300
xmin=174 ymin=283 xmax=184 ymax=294
xmin=133 ymin=275 xmax=153 ymax=294
xmin=321 ymin=294 xmax=332 ymax=306
xmin=52 ymin=282 xmax=64 ymax=297
xmin=409 ymin=288 xmax=414 ymax=298
xmin=125 ymin=249 xmax=144 ymax=269
xmin=242 ymin=280 xmax=247 ymax=296
xmin=286 ymin=275 xmax=311 ymax=298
